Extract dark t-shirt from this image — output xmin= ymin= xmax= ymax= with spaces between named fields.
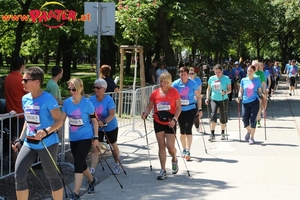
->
xmin=105 ymin=77 xmax=117 ymax=93
xmin=149 ymin=67 xmax=156 ymax=84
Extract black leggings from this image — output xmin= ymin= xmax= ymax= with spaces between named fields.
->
xmin=210 ymin=99 xmax=228 ymax=124
xmin=178 ymin=108 xmax=197 ymax=135
xmin=15 ymin=144 xmax=62 ymax=191
xmin=71 ymin=139 xmax=92 ymax=173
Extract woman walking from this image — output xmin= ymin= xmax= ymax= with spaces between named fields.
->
xmin=188 ymin=67 xmax=202 ymax=132
xmin=89 ymin=78 xmax=122 ymax=175
xmin=12 ymin=67 xmax=64 ymax=200
xmin=172 ymin=66 xmax=202 ymax=160
xmin=142 ymin=72 xmax=181 ymax=180
xmin=61 ymin=78 xmax=99 ymax=199
xmin=236 ymin=65 xmax=264 ymax=144
xmin=205 ymin=64 xmax=231 ymax=141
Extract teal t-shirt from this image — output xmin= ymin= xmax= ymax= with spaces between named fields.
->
xmin=240 ymin=77 xmax=261 ymax=103
xmin=45 ymin=79 xmax=61 ymax=101
xmin=208 ymin=75 xmax=231 ymax=101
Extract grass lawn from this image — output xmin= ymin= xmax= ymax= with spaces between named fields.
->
xmin=0 ymin=62 xmax=141 ymax=98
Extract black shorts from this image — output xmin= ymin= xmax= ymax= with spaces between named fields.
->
xmin=98 ymin=128 xmax=118 ymax=144
xmin=290 ymin=77 xmax=296 ymax=87
xmin=154 ymin=120 xmax=176 ymax=134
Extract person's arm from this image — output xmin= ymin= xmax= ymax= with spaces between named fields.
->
xmin=35 ymin=108 xmax=63 ymax=139
xmin=0 ymin=110 xmax=16 ymax=117
xmin=205 ymin=84 xmax=211 ymax=105
xmin=91 ymin=117 xmax=99 ymax=146
xmin=169 ymin=98 xmax=181 ymax=128
xmin=142 ymin=101 xmax=154 ymax=119
xmin=236 ymin=84 xmax=243 ymax=102
xmin=12 ymin=121 xmax=27 ymax=152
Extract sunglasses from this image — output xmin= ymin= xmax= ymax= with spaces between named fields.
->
xmin=93 ymin=86 xmax=103 ymax=90
xmin=189 ymin=73 xmax=195 ymax=75
xmin=68 ymin=88 xmax=76 ymax=92
xmin=22 ymin=78 xmax=36 ymax=83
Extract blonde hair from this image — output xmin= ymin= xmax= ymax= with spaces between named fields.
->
xmin=67 ymin=77 xmax=84 ymax=95
xmin=159 ymin=72 xmax=172 ymax=88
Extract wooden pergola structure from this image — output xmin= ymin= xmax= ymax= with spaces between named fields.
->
xmin=119 ymin=45 xmax=146 ymax=90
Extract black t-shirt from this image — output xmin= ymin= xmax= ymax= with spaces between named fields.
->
xmin=105 ymin=77 xmax=117 ymax=93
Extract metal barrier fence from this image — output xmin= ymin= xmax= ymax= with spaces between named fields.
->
xmin=0 ymin=85 xmax=157 ymax=179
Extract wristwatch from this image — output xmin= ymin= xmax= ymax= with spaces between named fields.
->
xmin=172 ymin=117 xmax=177 ymax=123
xmin=198 ymin=108 xmax=202 ymax=112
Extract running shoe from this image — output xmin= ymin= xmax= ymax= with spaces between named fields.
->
xmin=113 ymin=163 xmax=121 ymax=175
xmin=245 ymin=132 xmax=250 ymax=141
xmin=69 ymin=192 xmax=80 ymax=200
xmin=182 ymin=149 xmax=187 ymax=158
xmin=87 ymin=177 xmax=97 ymax=194
xmin=221 ymin=134 xmax=226 ymax=140
xmin=208 ymin=134 xmax=215 ymax=142
xmin=157 ymin=169 xmax=167 ymax=180
xmin=249 ymin=138 xmax=255 ymax=145
xmin=256 ymin=121 xmax=261 ymax=128
xmin=172 ymin=160 xmax=179 ymax=174
xmin=289 ymin=93 xmax=292 ymax=96
xmin=89 ymin=167 xmax=95 ymax=175
xmin=185 ymin=150 xmax=191 ymax=161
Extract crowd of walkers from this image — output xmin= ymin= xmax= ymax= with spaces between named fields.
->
xmin=143 ymin=58 xmax=298 ymax=180
xmin=4 ymin=56 xmax=299 ymax=199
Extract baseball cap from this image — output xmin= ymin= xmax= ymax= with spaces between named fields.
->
xmin=234 ymin=61 xmax=239 ymax=65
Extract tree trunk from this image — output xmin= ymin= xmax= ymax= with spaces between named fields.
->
xmin=157 ymin=7 xmax=176 ymax=67
xmin=0 ymin=53 xmax=3 ymax=66
xmin=61 ymin=35 xmax=74 ymax=81
xmin=11 ymin=0 xmax=32 ymax=71
xmin=125 ymin=53 xmax=132 ymax=75
xmin=101 ymin=36 xmax=117 ymax=76
xmin=56 ymin=36 xmax=63 ymax=66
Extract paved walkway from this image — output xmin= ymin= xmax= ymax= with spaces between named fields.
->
xmin=66 ymin=82 xmax=300 ymax=200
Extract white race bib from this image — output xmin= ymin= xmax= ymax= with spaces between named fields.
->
xmin=69 ymin=117 xmax=84 ymax=126
xmin=25 ymin=113 xmax=40 ymax=124
xmin=213 ymin=81 xmax=221 ymax=91
xmin=181 ymin=99 xmax=189 ymax=105
xmin=156 ymin=102 xmax=171 ymax=111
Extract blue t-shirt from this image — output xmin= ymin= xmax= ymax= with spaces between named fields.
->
xmin=274 ymin=66 xmax=281 ymax=77
xmin=208 ymin=75 xmax=231 ymax=101
xmin=172 ymin=78 xmax=198 ymax=111
xmin=62 ymin=97 xmax=95 ymax=142
xmin=193 ymin=77 xmax=202 ymax=87
xmin=89 ymin=95 xmax=118 ymax=132
xmin=22 ymin=91 xmax=60 ymax=149
xmin=288 ymin=65 xmax=298 ymax=78
xmin=240 ymin=77 xmax=261 ymax=104
xmin=264 ymin=70 xmax=270 ymax=89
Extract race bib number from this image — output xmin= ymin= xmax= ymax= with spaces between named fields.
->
xmin=69 ymin=117 xmax=84 ymax=126
xmin=181 ymin=99 xmax=189 ymax=105
xmin=156 ymin=102 xmax=171 ymax=111
xmin=213 ymin=80 xmax=221 ymax=91
xmin=25 ymin=113 xmax=40 ymax=124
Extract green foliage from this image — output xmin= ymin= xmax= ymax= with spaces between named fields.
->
xmin=116 ymin=0 xmax=162 ymax=42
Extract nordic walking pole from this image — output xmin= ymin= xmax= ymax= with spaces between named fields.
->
xmin=143 ymin=118 xmax=152 ymax=171
xmin=15 ymin=144 xmax=54 ymax=200
xmin=101 ymin=129 xmax=127 ymax=175
xmin=238 ymin=101 xmax=241 ymax=142
xmin=200 ymin=118 xmax=207 ymax=153
xmin=39 ymin=140 xmax=73 ymax=193
xmin=96 ymin=146 xmax=123 ymax=189
xmin=222 ymin=91 xmax=228 ymax=140
xmin=171 ymin=126 xmax=190 ymax=177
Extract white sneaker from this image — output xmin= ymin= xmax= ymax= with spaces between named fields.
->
xmin=89 ymin=167 xmax=95 ymax=175
xmin=113 ymin=163 xmax=121 ymax=175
